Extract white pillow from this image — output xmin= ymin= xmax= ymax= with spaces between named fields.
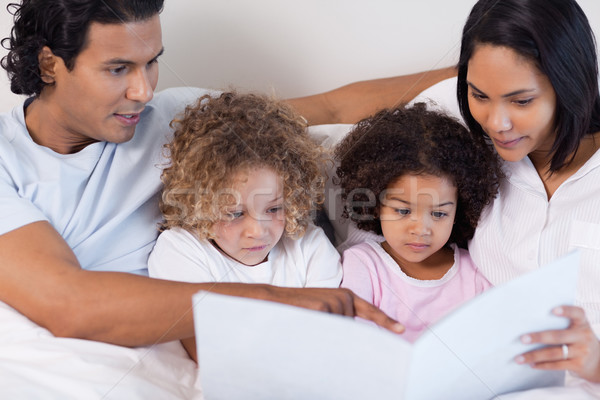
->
xmin=409 ymin=76 xmax=462 ymax=122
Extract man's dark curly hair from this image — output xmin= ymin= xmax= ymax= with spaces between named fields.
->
xmin=334 ymin=103 xmax=504 ymax=248
xmin=1 ymin=0 xmax=163 ymax=96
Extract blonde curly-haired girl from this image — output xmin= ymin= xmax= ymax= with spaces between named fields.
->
xmin=148 ymin=91 xmax=342 ymax=360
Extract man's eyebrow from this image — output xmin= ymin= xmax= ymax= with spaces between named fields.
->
xmin=103 ymin=47 xmax=164 ymax=65
xmin=150 ymin=48 xmax=165 ymax=62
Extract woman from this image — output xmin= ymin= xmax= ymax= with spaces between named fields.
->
xmin=457 ymin=0 xmax=600 ymax=383
xmin=290 ymin=0 xmax=600 ymax=385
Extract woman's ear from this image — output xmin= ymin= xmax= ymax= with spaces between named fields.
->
xmin=38 ymin=46 xmax=57 ymax=84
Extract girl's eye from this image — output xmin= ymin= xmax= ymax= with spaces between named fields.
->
xmin=432 ymin=211 xmax=447 ymax=219
xmin=395 ymin=208 xmax=410 ymax=216
xmin=267 ymin=206 xmax=283 ymax=214
xmin=227 ymin=211 xmax=243 ymax=219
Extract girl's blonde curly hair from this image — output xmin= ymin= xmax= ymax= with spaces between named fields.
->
xmin=160 ymin=91 xmax=327 ymax=240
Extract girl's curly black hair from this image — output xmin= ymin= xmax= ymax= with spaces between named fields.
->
xmin=334 ymin=103 xmax=504 ymax=248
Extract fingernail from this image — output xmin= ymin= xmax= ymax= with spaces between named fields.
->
xmin=515 ymin=355 xmax=525 ymax=364
xmin=553 ymin=307 xmax=564 ymax=315
xmin=521 ymin=334 xmax=532 ymax=344
xmin=394 ymin=323 xmax=405 ymax=333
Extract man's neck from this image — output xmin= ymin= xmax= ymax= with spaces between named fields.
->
xmin=24 ymin=96 xmax=98 ymax=154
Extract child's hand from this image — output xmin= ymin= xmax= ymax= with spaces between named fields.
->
xmin=267 ymin=286 xmax=405 ymax=334
xmin=515 ymin=305 xmax=600 ymax=382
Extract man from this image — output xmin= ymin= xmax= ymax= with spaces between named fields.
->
xmin=0 ymin=0 xmax=411 ymax=352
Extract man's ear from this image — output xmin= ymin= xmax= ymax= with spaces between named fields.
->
xmin=38 ymin=46 xmax=57 ymax=84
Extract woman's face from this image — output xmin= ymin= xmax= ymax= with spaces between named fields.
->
xmin=466 ymin=44 xmax=557 ymax=164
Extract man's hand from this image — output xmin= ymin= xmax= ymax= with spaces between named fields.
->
xmin=261 ymin=286 xmax=405 ymax=334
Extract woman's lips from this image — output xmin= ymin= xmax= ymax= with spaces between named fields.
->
xmin=492 ymin=136 xmax=523 ymax=148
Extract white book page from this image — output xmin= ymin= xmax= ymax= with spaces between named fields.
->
xmin=193 ymin=291 xmax=411 ymax=400
xmin=406 ymin=251 xmax=580 ymax=399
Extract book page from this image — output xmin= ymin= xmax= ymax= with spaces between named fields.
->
xmin=193 ymin=291 xmax=411 ymax=400
xmin=405 ymin=251 xmax=580 ymax=399
xmin=193 ymin=251 xmax=579 ymax=399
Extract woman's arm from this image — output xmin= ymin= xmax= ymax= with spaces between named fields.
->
xmin=286 ymin=66 xmax=457 ymax=125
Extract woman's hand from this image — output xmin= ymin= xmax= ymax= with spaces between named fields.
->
xmin=515 ymin=306 xmax=600 ymax=382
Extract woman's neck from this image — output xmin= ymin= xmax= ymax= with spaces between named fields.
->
xmin=529 ymin=132 xmax=600 ymax=199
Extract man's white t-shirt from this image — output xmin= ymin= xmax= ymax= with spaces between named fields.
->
xmin=0 ymin=87 xmax=209 ymax=274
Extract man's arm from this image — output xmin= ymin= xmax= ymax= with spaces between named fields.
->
xmin=0 ymin=221 xmax=402 ymax=346
xmin=286 ymin=66 xmax=457 ymax=125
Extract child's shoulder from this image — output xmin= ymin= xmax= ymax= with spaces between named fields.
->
xmin=344 ymin=240 xmax=378 ymax=253
xmin=452 ymin=245 xmax=476 ymax=269
xmin=156 ymin=226 xmax=197 ymax=243
xmin=154 ymin=227 xmax=211 ymax=255
xmin=279 ymin=223 xmax=335 ymax=252
xmin=342 ymin=240 xmax=387 ymax=262
xmin=275 ymin=223 xmax=341 ymax=268
xmin=451 ymin=244 xmax=492 ymax=288
xmin=302 ymin=223 xmax=327 ymax=239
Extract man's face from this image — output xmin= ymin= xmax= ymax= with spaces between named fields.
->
xmin=36 ymin=15 xmax=163 ymax=153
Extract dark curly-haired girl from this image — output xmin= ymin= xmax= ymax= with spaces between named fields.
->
xmin=335 ymin=103 xmax=503 ymax=342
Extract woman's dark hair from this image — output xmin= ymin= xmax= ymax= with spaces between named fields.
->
xmin=457 ymin=0 xmax=600 ymax=172
xmin=1 ymin=0 xmax=164 ymax=96
xmin=335 ymin=103 xmax=503 ymax=248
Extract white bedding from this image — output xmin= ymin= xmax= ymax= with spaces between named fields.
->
xmin=2 ymin=292 xmax=599 ymax=399
xmin=0 ymin=301 xmax=202 ymax=399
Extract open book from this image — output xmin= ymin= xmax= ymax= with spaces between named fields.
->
xmin=192 ymin=251 xmax=580 ymax=400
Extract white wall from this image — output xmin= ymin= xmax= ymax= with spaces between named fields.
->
xmin=1 ymin=0 xmax=599 ymax=112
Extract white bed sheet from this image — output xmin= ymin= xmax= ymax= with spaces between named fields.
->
xmin=0 ymin=301 xmax=202 ymax=399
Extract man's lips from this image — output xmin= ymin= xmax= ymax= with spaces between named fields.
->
xmin=114 ymin=112 xmax=142 ymax=126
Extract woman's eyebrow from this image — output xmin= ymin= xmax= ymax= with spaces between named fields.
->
xmin=467 ymin=80 xmax=536 ymax=97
